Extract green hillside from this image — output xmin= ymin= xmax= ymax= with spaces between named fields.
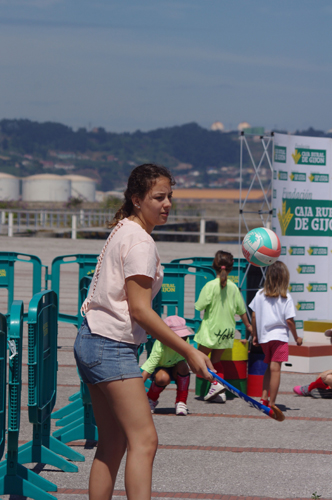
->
xmin=0 ymin=119 xmax=326 ymax=192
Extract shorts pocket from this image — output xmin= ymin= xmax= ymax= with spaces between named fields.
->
xmin=78 ymin=333 xmax=106 ymax=368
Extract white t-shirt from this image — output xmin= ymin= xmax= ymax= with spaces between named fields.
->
xmin=249 ymin=290 xmax=296 ymax=344
xmin=83 ymin=218 xmax=163 ymax=345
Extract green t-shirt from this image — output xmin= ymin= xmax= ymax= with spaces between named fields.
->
xmin=194 ymin=278 xmax=246 ymax=349
xmin=141 ymin=339 xmax=189 ymax=374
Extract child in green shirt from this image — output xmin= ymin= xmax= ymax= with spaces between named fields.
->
xmin=141 ymin=316 xmax=192 ymax=416
xmin=194 ymin=250 xmax=252 ymax=403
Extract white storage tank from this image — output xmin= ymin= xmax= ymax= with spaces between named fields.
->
xmin=22 ymin=174 xmax=71 ymax=202
xmin=65 ymin=174 xmax=96 ymax=202
xmin=0 ymin=173 xmax=20 ymax=200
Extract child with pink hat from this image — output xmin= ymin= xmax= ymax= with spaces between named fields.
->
xmin=141 ymin=315 xmax=193 ymax=416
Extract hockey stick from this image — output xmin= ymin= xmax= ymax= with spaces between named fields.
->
xmin=208 ymin=369 xmax=285 ymax=422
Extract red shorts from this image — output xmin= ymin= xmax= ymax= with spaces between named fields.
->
xmin=261 ymin=340 xmax=288 ymax=364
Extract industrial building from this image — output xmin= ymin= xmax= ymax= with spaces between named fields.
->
xmin=0 ymin=173 xmax=20 ymax=201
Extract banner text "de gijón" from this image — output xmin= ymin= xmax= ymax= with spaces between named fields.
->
xmin=279 ymin=199 xmax=332 ymax=236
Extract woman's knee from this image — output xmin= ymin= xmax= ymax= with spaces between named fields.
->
xmin=129 ymin=427 xmax=158 ymax=458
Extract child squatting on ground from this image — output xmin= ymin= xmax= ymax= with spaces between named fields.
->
xmin=141 ymin=316 xmax=193 ymax=416
xmin=194 ymin=250 xmax=252 ymax=403
xmin=249 ymin=260 xmax=302 ymax=409
xmin=293 ymin=329 xmax=332 ymax=398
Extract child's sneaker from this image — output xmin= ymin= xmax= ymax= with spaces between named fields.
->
xmin=175 ymin=401 xmax=188 ymax=416
xmin=310 ymin=388 xmax=332 ymax=399
xmin=148 ymin=398 xmax=159 ymax=413
xmin=260 ymin=399 xmax=269 ymax=407
xmin=293 ymin=384 xmax=310 ymax=396
xmin=214 ymin=392 xmax=226 ymax=403
xmin=204 ymin=381 xmax=226 ymax=401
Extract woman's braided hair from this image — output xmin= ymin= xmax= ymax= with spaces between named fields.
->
xmin=109 ymin=163 xmax=175 ymax=228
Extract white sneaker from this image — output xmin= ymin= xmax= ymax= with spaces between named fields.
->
xmin=204 ymin=381 xmax=226 ymax=401
xmin=148 ymin=398 xmax=159 ymax=413
xmin=214 ymin=392 xmax=227 ymax=403
xmin=175 ymin=401 xmax=188 ymax=416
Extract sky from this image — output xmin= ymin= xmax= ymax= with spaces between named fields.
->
xmin=1 ymin=0 xmax=332 ymax=134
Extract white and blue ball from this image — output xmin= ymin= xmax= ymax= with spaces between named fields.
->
xmin=242 ymin=227 xmax=281 ymax=267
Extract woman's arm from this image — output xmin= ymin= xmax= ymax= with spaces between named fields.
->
xmin=126 ymin=275 xmax=214 ymax=381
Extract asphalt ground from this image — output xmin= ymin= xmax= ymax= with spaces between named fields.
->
xmin=0 ymin=236 xmax=331 ymax=500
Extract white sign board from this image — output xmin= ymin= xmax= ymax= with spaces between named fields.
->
xmin=272 ymin=133 xmax=332 ymax=331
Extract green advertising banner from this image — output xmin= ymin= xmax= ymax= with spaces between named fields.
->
xmin=278 ymin=199 xmax=332 ymax=237
xmin=292 ymin=148 xmax=326 ymax=166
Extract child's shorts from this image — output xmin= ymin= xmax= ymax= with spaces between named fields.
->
xmin=261 ymin=340 xmax=288 ymax=364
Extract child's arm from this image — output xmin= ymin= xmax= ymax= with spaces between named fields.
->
xmin=141 ymin=370 xmax=151 ymax=383
xmin=140 ymin=340 xmax=164 ymax=378
xmin=251 ymin=311 xmax=258 ymax=345
xmin=286 ymin=317 xmax=302 ymax=345
xmin=239 ymin=312 xmax=252 ymax=335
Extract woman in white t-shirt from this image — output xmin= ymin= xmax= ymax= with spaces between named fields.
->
xmin=74 ymin=163 xmax=214 ymax=500
xmin=249 ymin=261 xmax=302 ymax=411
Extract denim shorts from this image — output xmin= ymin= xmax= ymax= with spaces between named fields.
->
xmin=73 ymin=318 xmax=142 ymax=385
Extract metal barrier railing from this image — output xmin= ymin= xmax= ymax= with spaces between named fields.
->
xmin=52 ymin=276 xmax=98 ymax=443
xmin=0 ymin=252 xmax=44 ymax=317
xmin=16 ymin=290 xmax=84 ymax=473
xmin=1 ymin=209 xmax=261 ymax=242
xmin=0 ymin=301 xmax=58 ymax=500
xmin=47 ymin=254 xmax=98 ymax=326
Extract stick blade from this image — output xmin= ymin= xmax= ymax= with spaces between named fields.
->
xmin=270 ymin=404 xmax=285 ymax=422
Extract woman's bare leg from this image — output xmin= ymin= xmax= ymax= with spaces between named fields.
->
xmin=93 ymin=377 xmax=158 ymax=500
xmin=88 ymin=383 xmax=126 ymax=500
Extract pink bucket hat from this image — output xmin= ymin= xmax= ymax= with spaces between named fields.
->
xmin=163 ymin=315 xmax=193 ymax=337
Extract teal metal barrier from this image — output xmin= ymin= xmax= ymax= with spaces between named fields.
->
xmin=153 ymin=262 xmax=216 ymax=334
xmin=0 ymin=313 xmax=6 ymax=462
xmin=16 ymin=290 xmax=84 ymax=472
xmin=0 ymin=252 xmax=43 ymax=317
xmin=48 ymin=253 xmax=98 ymax=326
xmin=171 ymin=256 xmax=248 ymax=293
xmin=0 ymin=301 xmax=58 ymax=500
xmin=52 ymin=379 xmax=97 ymax=443
xmin=52 ymin=276 xmax=98 ymax=443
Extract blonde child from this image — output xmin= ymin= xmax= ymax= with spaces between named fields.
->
xmin=249 ymin=260 xmax=302 ymax=408
xmin=141 ymin=316 xmax=192 ymax=416
xmin=194 ymin=250 xmax=252 ymax=402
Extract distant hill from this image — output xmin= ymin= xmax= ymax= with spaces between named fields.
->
xmin=0 ymin=119 xmax=328 ymax=191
